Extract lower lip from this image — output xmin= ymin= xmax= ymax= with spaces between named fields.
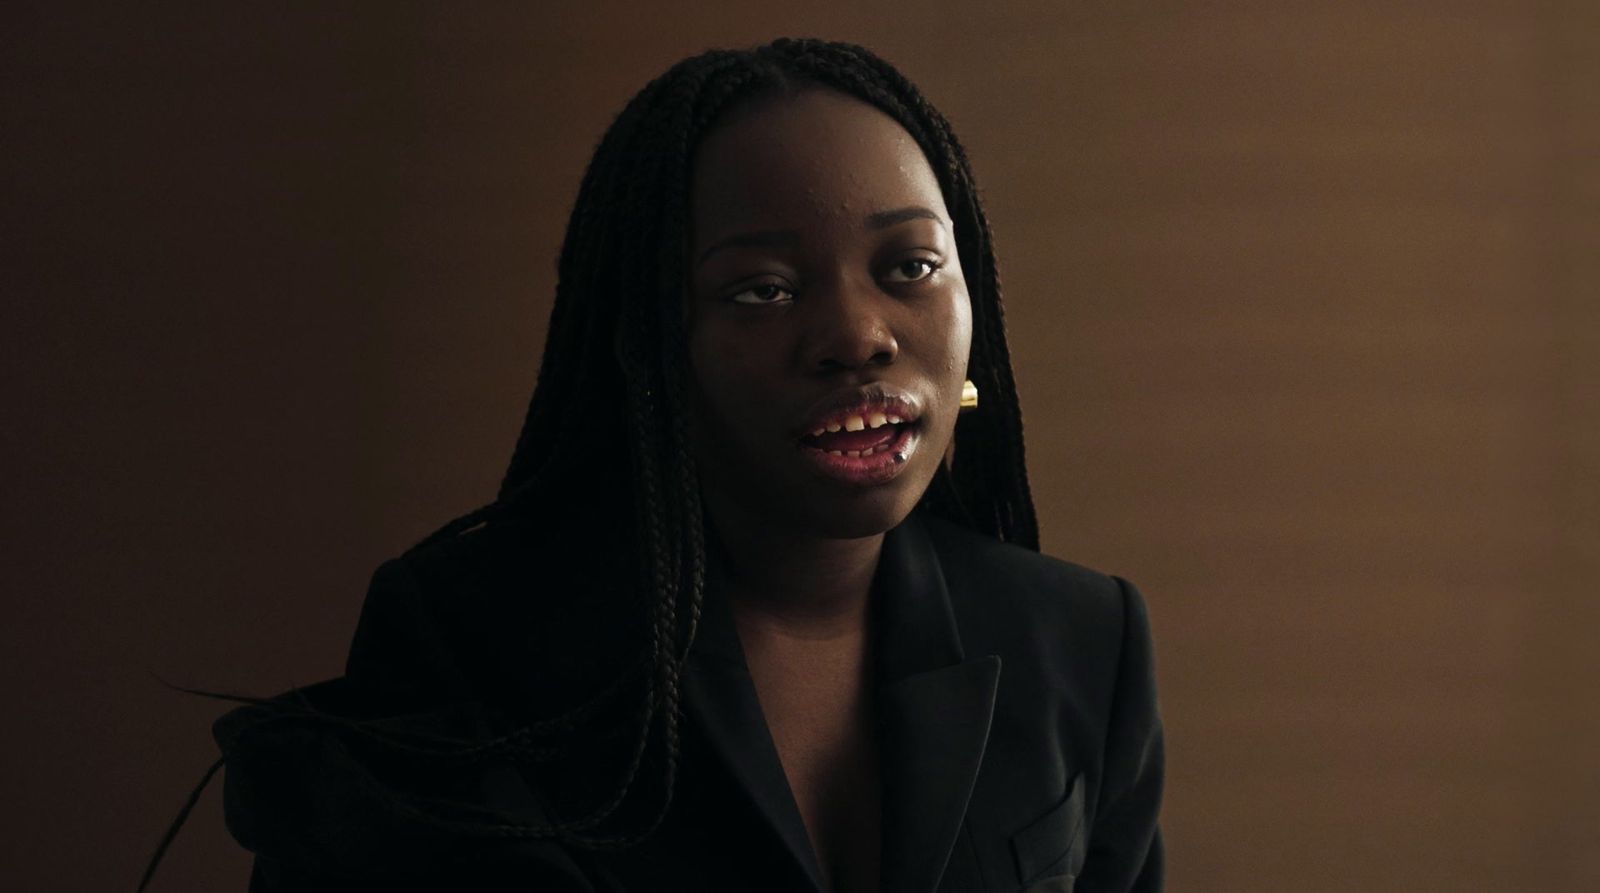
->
xmin=796 ymin=424 xmax=921 ymax=486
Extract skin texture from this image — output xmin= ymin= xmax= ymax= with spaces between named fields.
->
xmin=684 ymin=87 xmax=973 ymax=893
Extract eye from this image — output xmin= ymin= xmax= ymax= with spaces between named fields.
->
xmin=728 ymin=282 xmax=795 ymax=306
xmin=883 ymin=257 xmax=942 ymax=284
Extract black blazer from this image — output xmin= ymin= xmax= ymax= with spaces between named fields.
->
xmin=215 ymin=510 xmax=1164 ymax=892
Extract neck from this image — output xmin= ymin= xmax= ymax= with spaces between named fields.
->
xmin=707 ymin=510 xmax=884 ymax=640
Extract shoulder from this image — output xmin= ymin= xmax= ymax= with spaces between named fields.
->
xmin=919 ymin=512 xmax=1142 ymax=649
xmin=347 ymin=511 xmax=641 ymax=719
xmin=917 ymin=512 xmax=1157 ymax=728
xmin=365 ymin=508 xmax=636 ymax=632
xmin=391 ymin=511 xmax=589 ymax=602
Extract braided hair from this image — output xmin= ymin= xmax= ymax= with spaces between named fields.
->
xmin=389 ymin=37 xmax=1041 ymax=847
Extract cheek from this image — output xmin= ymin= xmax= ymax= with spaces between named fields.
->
xmin=937 ymin=285 xmax=975 ymax=377
xmin=687 ymin=326 xmax=763 ymax=439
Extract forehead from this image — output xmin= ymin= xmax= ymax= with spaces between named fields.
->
xmin=688 ymin=88 xmax=949 ymax=241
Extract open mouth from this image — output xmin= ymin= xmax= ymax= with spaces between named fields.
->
xmin=792 ymin=387 xmax=925 ymax=485
xmin=799 ymin=409 xmax=917 ymax=458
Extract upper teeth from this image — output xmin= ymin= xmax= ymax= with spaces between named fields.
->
xmin=810 ymin=412 xmax=906 ymax=437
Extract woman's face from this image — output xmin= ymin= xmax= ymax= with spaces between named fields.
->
xmin=686 ymin=87 xmax=972 ymax=542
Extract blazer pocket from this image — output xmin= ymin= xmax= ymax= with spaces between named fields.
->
xmin=1010 ymin=772 xmax=1087 ymax=891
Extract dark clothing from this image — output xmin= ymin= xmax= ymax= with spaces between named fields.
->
xmin=215 ymin=510 xmax=1164 ymax=892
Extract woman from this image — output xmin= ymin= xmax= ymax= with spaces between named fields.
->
xmin=163 ymin=37 xmax=1163 ymax=893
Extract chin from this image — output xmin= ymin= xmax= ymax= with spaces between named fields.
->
xmin=697 ymin=429 xmax=948 ymax=543
xmin=784 ymin=477 xmax=932 ymax=541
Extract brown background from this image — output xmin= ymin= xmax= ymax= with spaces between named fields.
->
xmin=4 ymin=2 xmax=1596 ymax=890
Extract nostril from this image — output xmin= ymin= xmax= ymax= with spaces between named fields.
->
xmin=815 ymin=344 xmax=897 ymax=372
xmin=805 ymin=305 xmax=899 ymax=370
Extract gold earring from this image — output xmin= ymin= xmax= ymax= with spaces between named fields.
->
xmin=959 ymin=379 xmax=979 ymax=411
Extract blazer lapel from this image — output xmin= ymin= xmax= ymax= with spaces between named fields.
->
xmin=681 ymin=512 xmax=1000 ymax=893
xmin=683 ymin=567 xmax=829 ymax=892
xmin=874 ymin=514 xmax=1002 ymax=893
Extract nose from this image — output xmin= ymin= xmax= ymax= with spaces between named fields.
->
xmin=802 ymin=277 xmax=899 ymax=373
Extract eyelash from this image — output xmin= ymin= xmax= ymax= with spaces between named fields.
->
xmin=884 ymin=257 xmax=942 ymax=284
xmin=729 ymin=283 xmax=795 ymax=305
xmin=727 ymin=258 xmax=943 ymax=306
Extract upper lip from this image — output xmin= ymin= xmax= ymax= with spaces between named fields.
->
xmin=795 ymin=383 xmax=923 ymax=439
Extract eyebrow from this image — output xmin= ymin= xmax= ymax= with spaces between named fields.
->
xmin=696 ymin=205 xmax=946 ymax=266
xmin=864 ymin=206 xmax=945 ymax=230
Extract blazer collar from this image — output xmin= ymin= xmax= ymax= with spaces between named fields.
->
xmin=684 ymin=511 xmax=1002 ymax=893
